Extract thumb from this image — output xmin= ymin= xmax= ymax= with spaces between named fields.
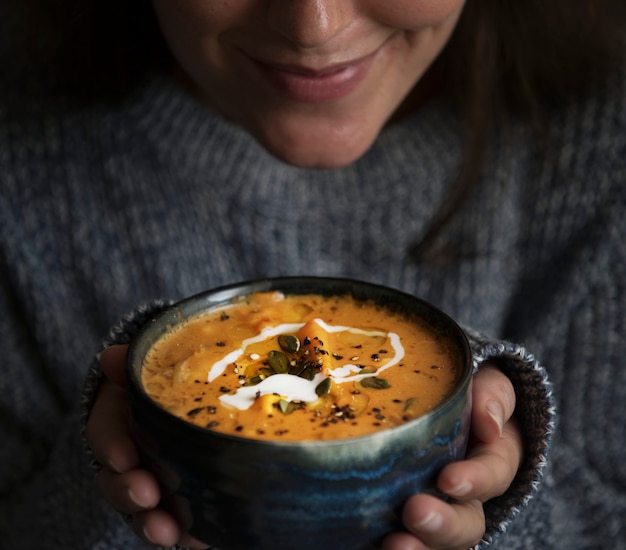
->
xmin=470 ymin=361 xmax=516 ymax=443
xmin=99 ymin=344 xmax=130 ymax=388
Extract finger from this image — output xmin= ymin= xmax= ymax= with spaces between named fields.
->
xmin=85 ymin=379 xmax=139 ymax=472
xmin=439 ymin=416 xmax=523 ymax=503
xmin=95 ymin=468 xmax=161 ymax=515
xmin=471 ymin=363 xmax=516 ymax=442
xmin=100 ymin=344 xmax=130 ymax=388
xmin=399 ymin=493 xmax=484 ymax=549
xmin=132 ymin=508 xmax=183 ymax=548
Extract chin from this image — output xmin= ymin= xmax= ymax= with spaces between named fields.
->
xmin=250 ymin=119 xmax=379 ymax=169
xmin=266 ymin=144 xmax=371 ymax=169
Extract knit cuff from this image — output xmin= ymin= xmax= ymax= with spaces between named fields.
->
xmin=80 ymin=300 xmax=172 ymax=472
xmin=463 ymin=327 xmax=557 ymax=548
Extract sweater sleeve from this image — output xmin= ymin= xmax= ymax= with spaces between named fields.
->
xmin=80 ymin=301 xmax=172 ymax=472
xmin=463 ymin=329 xmax=556 ymax=548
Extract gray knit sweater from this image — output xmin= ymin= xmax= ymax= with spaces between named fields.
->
xmin=1 ymin=32 xmax=625 ymax=549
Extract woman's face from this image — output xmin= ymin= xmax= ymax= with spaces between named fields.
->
xmin=151 ymin=0 xmax=465 ymax=168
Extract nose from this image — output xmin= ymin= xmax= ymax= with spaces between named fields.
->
xmin=267 ymin=0 xmax=353 ymax=48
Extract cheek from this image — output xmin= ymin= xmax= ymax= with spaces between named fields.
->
xmin=151 ymin=0 xmax=262 ymax=64
xmin=365 ymin=0 xmax=466 ymax=28
xmin=151 ymin=0 xmax=256 ymax=73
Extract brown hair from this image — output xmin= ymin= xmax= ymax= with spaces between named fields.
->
xmin=416 ymin=0 xmax=626 ymax=259
xmin=13 ymin=0 xmax=626 ymax=256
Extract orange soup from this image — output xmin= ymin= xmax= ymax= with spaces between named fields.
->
xmin=141 ymin=291 xmax=459 ymax=441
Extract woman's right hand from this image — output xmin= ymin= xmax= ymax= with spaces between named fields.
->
xmin=85 ymin=345 xmax=208 ymax=549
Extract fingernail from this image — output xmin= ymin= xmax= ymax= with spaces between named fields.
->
xmin=142 ymin=525 xmax=158 ymax=545
xmin=414 ymin=511 xmax=443 ymax=533
xmin=128 ymin=488 xmax=150 ymax=508
xmin=447 ymin=481 xmax=473 ymax=497
xmin=486 ymin=400 xmax=504 ymax=437
xmin=107 ymin=457 xmax=126 ymax=474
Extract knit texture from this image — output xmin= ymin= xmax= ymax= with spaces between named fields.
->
xmin=1 ymin=36 xmax=625 ymax=550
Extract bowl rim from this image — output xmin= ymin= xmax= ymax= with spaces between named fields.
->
xmin=127 ymin=276 xmax=473 ymax=449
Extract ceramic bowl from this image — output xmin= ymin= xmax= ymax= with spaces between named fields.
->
xmin=127 ymin=277 xmax=473 ymax=550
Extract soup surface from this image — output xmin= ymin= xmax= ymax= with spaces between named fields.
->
xmin=141 ymin=292 xmax=459 ymax=441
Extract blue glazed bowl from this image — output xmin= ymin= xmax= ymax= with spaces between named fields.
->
xmin=127 ymin=277 xmax=473 ymax=550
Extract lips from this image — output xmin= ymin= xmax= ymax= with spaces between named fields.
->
xmin=252 ymin=52 xmax=378 ymax=103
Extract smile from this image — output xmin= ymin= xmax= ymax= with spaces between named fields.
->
xmin=251 ymin=50 xmax=379 ymax=103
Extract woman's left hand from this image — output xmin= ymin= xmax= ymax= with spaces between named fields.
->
xmin=381 ymin=362 xmax=522 ymax=550
xmin=86 ymin=345 xmax=209 ymax=549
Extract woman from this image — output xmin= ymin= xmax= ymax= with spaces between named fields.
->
xmin=1 ymin=0 xmax=624 ymax=548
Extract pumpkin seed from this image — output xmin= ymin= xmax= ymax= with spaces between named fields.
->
xmin=300 ymin=364 xmax=316 ymax=381
xmin=247 ymin=375 xmax=264 ymax=386
xmin=360 ymin=377 xmax=391 ymax=390
xmin=315 ymin=377 xmax=332 ymax=397
xmin=268 ymin=350 xmax=289 ymax=373
xmin=278 ymin=334 xmax=300 ymax=354
xmin=279 ymin=399 xmax=302 ymax=415
xmin=403 ymin=397 xmax=419 ymax=412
